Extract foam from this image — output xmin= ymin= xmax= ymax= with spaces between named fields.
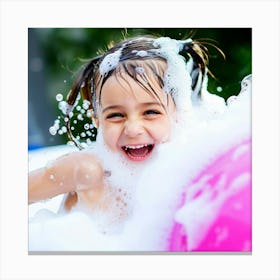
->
xmin=99 ymin=48 xmax=123 ymax=76
xmin=29 ymin=75 xmax=251 ymax=251
xmin=28 ymin=36 xmax=251 ymax=251
xmin=153 ymin=37 xmax=193 ymax=122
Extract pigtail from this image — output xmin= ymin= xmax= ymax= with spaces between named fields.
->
xmin=181 ymin=39 xmax=225 ymax=100
xmin=65 ymin=55 xmax=102 ymax=149
xmin=181 ymin=40 xmax=209 ymax=99
xmin=67 ymin=55 xmax=102 ymax=108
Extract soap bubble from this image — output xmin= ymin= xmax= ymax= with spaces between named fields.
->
xmin=82 ymin=100 xmax=90 ymax=110
xmin=77 ymin=114 xmax=83 ymax=121
xmin=49 ymin=126 xmax=57 ymax=136
xmin=56 ymin=94 xmax=63 ymax=102
xmin=86 ymin=110 xmax=92 ymax=118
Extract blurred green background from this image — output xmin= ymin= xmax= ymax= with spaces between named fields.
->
xmin=28 ymin=28 xmax=251 ymax=149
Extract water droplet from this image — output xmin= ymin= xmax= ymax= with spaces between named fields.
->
xmin=135 ymin=66 xmax=145 ymax=74
xmin=67 ymin=141 xmax=75 ymax=146
xmin=86 ymin=110 xmax=92 ymax=118
xmin=49 ymin=126 xmax=57 ymax=135
xmin=56 ymin=94 xmax=63 ymax=101
xmin=77 ymin=114 xmax=83 ymax=120
xmin=216 ymin=86 xmax=223 ymax=92
xmin=82 ymin=101 xmax=90 ymax=110
xmin=58 ymin=101 xmax=69 ymax=114
xmin=84 ymin=123 xmax=90 ymax=130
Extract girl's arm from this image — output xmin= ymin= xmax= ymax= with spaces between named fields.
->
xmin=28 ymin=151 xmax=104 ymax=204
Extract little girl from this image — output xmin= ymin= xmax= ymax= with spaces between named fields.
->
xmin=29 ymin=35 xmax=250 ymax=251
xmin=29 ymin=35 xmax=221 ymax=211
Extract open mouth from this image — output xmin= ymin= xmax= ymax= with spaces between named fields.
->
xmin=121 ymin=144 xmax=154 ymax=162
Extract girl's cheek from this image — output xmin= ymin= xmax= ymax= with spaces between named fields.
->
xmin=102 ymin=126 xmax=120 ymax=152
xmin=160 ymin=120 xmax=173 ymax=143
xmin=161 ymin=127 xmax=172 ymax=143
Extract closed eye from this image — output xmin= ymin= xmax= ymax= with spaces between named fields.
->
xmin=106 ymin=112 xmax=124 ymax=119
xmin=144 ymin=110 xmax=161 ymax=115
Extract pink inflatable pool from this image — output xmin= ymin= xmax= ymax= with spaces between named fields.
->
xmin=168 ymin=138 xmax=252 ymax=252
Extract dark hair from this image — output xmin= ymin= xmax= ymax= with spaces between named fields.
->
xmin=65 ymin=35 xmax=212 ymax=149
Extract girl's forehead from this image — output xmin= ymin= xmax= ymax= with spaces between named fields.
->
xmin=96 ymin=59 xmax=168 ymax=99
xmin=100 ymin=72 xmax=164 ymax=102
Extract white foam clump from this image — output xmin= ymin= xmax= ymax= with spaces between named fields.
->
xmin=153 ymin=37 xmax=193 ymax=121
xmin=99 ymin=48 xmax=123 ymax=76
xmin=136 ymin=50 xmax=148 ymax=57
xmin=173 ymin=75 xmax=252 ymax=250
xmin=28 ymin=74 xmax=251 ymax=252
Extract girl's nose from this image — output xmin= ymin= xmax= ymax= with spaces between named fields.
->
xmin=124 ymin=119 xmax=144 ymax=138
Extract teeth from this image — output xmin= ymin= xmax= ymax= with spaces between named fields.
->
xmin=125 ymin=144 xmax=149 ymax=150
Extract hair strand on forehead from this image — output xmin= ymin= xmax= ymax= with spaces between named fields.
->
xmin=120 ymin=61 xmax=167 ymax=106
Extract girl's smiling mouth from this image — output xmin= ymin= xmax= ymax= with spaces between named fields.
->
xmin=121 ymin=144 xmax=154 ymax=162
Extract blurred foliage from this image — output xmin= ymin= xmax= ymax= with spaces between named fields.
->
xmin=36 ymin=28 xmax=251 ymax=97
xmin=32 ymin=28 xmax=251 ymax=145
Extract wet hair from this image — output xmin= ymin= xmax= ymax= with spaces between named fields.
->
xmin=65 ymin=35 xmax=212 ymax=148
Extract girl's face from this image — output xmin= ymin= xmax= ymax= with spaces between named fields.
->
xmin=96 ymin=72 xmax=176 ymax=162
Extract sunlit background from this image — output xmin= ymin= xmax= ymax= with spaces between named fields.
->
xmin=28 ymin=28 xmax=251 ymax=149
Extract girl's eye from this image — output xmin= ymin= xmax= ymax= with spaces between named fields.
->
xmin=106 ymin=112 xmax=124 ymax=119
xmin=144 ymin=110 xmax=161 ymax=115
